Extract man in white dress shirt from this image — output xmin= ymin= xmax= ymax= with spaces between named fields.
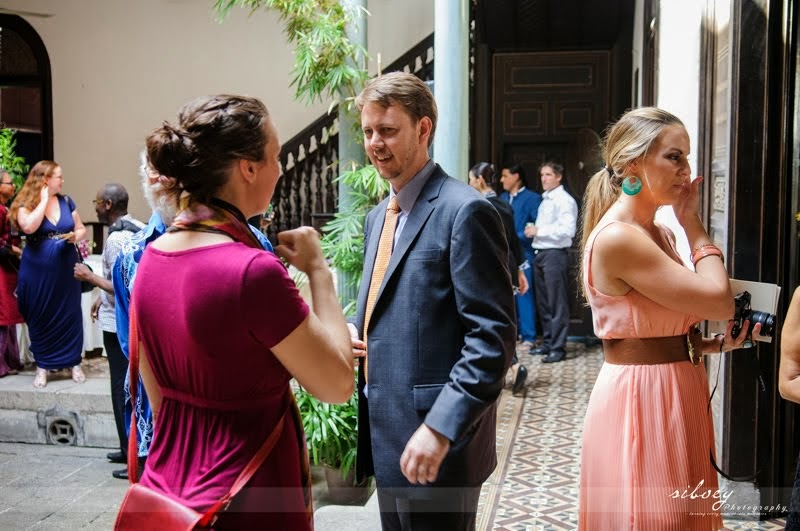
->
xmin=524 ymin=161 xmax=578 ymax=363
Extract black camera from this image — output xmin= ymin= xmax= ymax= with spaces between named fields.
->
xmin=731 ymin=291 xmax=776 ymax=340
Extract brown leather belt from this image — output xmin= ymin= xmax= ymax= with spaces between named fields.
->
xmin=602 ymin=328 xmax=704 ymax=366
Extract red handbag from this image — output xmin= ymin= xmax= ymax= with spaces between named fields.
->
xmin=114 ymin=304 xmax=288 ymax=530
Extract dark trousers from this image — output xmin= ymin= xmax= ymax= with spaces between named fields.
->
xmin=377 ymin=487 xmax=480 ymax=531
xmin=533 ymin=248 xmax=570 ymax=354
xmin=103 ymin=331 xmax=129 ymax=456
xmin=788 ymin=453 xmax=800 ymax=530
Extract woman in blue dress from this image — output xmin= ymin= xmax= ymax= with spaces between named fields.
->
xmin=10 ymin=161 xmax=86 ymax=388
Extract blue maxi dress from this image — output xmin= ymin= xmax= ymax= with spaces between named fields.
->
xmin=17 ymin=195 xmax=83 ymax=370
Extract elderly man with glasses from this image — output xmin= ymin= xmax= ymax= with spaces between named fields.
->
xmin=74 ymin=183 xmax=144 ymax=479
xmin=0 ymin=169 xmax=23 ymax=378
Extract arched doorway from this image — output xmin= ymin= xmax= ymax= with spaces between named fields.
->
xmin=0 ymin=14 xmax=53 ymax=166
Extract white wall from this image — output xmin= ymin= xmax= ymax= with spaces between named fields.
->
xmin=654 ymin=0 xmax=702 ymax=264
xmin=1 ymin=0 xmax=433 ymax=220
xmin=366 ymin=0 xmax=433 ymax=76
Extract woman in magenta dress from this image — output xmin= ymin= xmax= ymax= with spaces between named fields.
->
xmin=130 ymin=95 xmax=354 ymax=529
xmin=578 ymin=107 xmax=758 ymax=529
xmin=10 ymin=161 xmax=86 ymax=388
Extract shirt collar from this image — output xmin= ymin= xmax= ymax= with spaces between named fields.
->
xmin=390 ymin=159 xmax=435 ymax=214
xmin=543 ymin=184 xmax=564 ymax=199
xmin=510 ymin=186 xmax=527 ymax=198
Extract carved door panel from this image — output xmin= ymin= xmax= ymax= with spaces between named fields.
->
xmin=492 ymin=51 xmax=612 ymax=339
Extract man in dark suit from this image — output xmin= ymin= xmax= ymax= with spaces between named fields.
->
xmin=351 ymin=72 xmax=516 ymax=530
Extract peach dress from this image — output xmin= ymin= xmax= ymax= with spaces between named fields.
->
xmin=579 ymin=220 xmax=723 ymax=530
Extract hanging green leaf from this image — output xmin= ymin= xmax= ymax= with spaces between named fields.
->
xmin=0 ymin=128 xmax=30 ymax=189
xmin=214 ymin=0 xmax=369 ymax=104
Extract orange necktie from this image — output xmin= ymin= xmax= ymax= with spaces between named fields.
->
xmin=363 ymin=196 xmax=400 ymax=382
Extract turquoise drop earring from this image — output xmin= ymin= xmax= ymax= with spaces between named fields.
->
xmin=621 ymin=176 xmax=643 ymax=196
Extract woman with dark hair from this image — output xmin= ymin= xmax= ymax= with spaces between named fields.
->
xmin=578 ymin=107 xmax=756 ymax=528
xmin=10 ymin=161 xmax=86 ymax=388
xmin=129 ymin=94 xmax=353 ymax=529
xmin=469 ymin=161 xmax=529 ymax=394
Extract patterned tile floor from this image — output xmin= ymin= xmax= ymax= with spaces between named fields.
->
xmin=40 ymin=345 xmax=789 ymax=529
xmin=477 ymin=342 xmax=787 ymax=530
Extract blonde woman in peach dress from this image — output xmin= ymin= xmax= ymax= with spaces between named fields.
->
xmin=578 ymin=107 xmax=759 ymax=529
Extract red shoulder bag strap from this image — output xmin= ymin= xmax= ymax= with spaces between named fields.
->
xmin=127 ymin=303 xmax=290 ymax=526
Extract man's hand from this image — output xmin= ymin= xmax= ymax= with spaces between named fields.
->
xmin=73 ymin=263 xmax=93 ymax=282
xmin=348 ymin=323 xmax=366 ymax=364
xmin=399 ymin=424 xmax=451 ymax=485
xmin=517 ymin=270 xmax=528 ymax=295
xmin=90 ymin=297 xmax=101 ymax=322
xmin=524 ymin=224 xmax=538 ymax=238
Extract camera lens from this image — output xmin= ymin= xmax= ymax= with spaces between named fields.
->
xmin=750 ymin=310 xmax=776 ymax=338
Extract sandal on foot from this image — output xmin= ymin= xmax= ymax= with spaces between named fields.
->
xmin=71 ymin=365 xmax=86 ymax=384
xmin=33 ymin=368 xmax=47 ymax=388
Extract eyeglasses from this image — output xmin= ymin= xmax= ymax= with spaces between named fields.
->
xmin=92 ymin=199 xmax=107 ymax=205
xmin=0 ymin=181 xmax=13 ymax=186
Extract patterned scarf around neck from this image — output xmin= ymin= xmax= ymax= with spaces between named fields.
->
xmin=168 ymin=196 xmax=314 ymax=527
xmin=168 ymin=197 xmax=264 ymax=249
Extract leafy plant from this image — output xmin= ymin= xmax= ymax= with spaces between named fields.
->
xmin=320 ymin=164 xmax=388 ymax=298
xmin=213 ymin=0 xmax=369 ymax=105
xmin=294 ymin=377 xmax=359 ymax=481
xmin=0 ymin=128 xmax=30 ymax=189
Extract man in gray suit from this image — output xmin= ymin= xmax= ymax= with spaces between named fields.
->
xmin=351 ymin=72 xmax=516 ymax=530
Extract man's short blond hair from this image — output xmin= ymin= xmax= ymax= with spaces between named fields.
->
xmin=355 ymin=72 xmax=437 ymax=147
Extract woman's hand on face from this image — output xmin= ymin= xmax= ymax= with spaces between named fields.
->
xmin=674 ymin=175 xmax=703 ymax=228
xmin=39 ymin=186 xmax=49 ymax=206
xmin=275 ymin=226 xmax=327 ymax=274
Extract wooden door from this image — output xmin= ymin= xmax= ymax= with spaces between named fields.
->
xmin=492 ymin=50 xmax=612 ymax=339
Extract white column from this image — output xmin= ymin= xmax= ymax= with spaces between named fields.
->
xmin=433 ymin=0 xmax=470 ymax=181
xmin=337 ymin=0 xmax=368 ymax=301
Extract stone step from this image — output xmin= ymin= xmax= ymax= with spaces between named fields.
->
xmin=0 ymin=362 xmax=116 ymax=449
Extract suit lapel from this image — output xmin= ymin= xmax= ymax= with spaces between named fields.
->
xmin=374 ymin=167 xmax=447 ymax=303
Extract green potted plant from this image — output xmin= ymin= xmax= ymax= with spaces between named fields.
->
xmin=294 ymin=377 xmax=370 ymax=504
